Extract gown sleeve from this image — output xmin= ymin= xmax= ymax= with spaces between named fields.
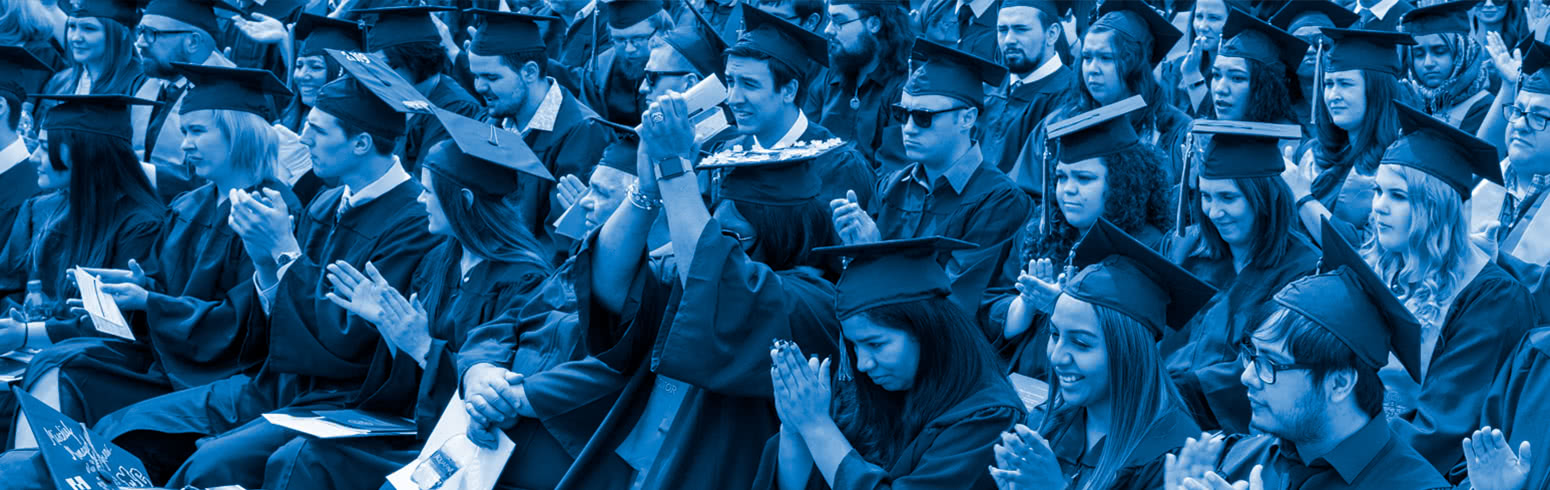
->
xmin=831 ymin=406 xmax=1023 ymax=490
xmin=1455 ymin=328 xmax=1549 ymax=487
xmin=945 ymin=185 xmax=1031 ymax=318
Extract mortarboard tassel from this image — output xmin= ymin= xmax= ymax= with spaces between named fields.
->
xmin=1176 ymin=133 xmax=1196 ymax=237
xmin=1311 ymin=39 xmax=1324 ymax=127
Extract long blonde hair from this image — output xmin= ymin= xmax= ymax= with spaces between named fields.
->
xmin=1362 ymin=165 xmax=1470 ymax=327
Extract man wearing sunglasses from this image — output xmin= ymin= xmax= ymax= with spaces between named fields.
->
xmin=830 ymin=40 xmax=1031 ymax=319
xmin=577 ymin=0 xmax=667 ymax=127
xmin=134 ymin=0 xmax=230 ymax=200
xmin=1166 ymin=222 xmax=1448 ymax=490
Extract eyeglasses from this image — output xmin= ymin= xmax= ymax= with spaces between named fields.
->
xmin=830 ymin=15 xmax=867 ymax=28
xmin=135 ymin=25 xmax=196 ymax=43
xmin=1237 ymin=343 xmax=1314 ymax=385
xmin=721 ymin=228 xmax=756 ymax=245
xmin=614 ymin=32 xmax=657 ymax=50
xmin=644 ymin=70 xmax=694 ymax=87
xmin=893 ymin=104 xmax=968 ymax=129
xmin=1506 ymin=104 xmax=1550 ymax=132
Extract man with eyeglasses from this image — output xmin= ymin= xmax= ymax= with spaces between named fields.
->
xmin=1165 ymin=220 xmax=1449 ymax=490
xmin=134 ymin=0 xmax=231 ymax=200
xmin=829 ymin=40 xmax=1031 ymax=319
xmin=813 ymin=0 xmax=913 ymax=173
xmin=576 ymin=0 xmax=668 ymax=126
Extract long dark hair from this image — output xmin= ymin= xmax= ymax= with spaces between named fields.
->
xmin=37 ymin=129 xmax=161 ymax=276
xmin=1020 ymin=144 xmax=1175 ymax=264
xmin=424 ymin=163 xmax=551 ymax=268
xmin=1190 ymin=175 xmax=1299 ymax=267
xmin=44 ymin=16 xmax=144 ymax=96
xmin=833 ymin=296 xmax=1011 ymax=465
xmin=1310 ymin=70 xmax=1407 ymax=203
xmin=280 ymin=54 xmax=343 ymax=132
xmin=731 ymin=198 xmax=841 ymax=276
xmin=1037 ymin=302 xmax=1185 ymax=490
xmin=1082 ymin=23 xmax=1170 ymax=138
xmin=855 ymin=4 xmax=914 ymax=79
xmin=1228 ymin=56 xmax=1297 ymax=124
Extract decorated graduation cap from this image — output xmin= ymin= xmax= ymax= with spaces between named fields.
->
xmin=172 ymin=62 xmax=292 ymax=118
xmin=698 ymin=138 xmax=847 ymax=205
xmin=17 ymin=390 xmax=155 ymax=490
xmin=1220 ymin=6 xmax=1308 ymax=69
xmin=1382 ymin=102 xmax=1502 ymax=200
xmin=424 ymin=107 xmax=552 ymax=197
xmin=905 ymin=40 xmax=1007 ymax=110
xmin=1321 ymin=27 xmax=1416 ymax=75
xmin=466 ymin=8 xmax=556 ymax=57
xmin=605 ymin=0 xmax=664 ymax=28
xmin=142 ymin=0 xmax=222 ymax=37
xmin=1269 ymin=0 xmax=1359 ymax=32
xmin=596 ymin=119 xmax=639 ymax=176
xmin=33 ymin=94 xmax=159 ymax=142
xmin=296 ymin=13 xmax=366 ymax=58
xmin=1272 ymin=218 xmax=1423 ymax=381
xmin=1191 ymin=120 xmax=1301 ymax=179
xmin=1049 ymin=95 xmax=1146 ymax=164
xmin=1399 ymin=0 xmax=1479 ymax=36
xmin=1092 ymin=0 xmax=1183 ymax=65
xmin=0 ymin=46 xmax=55 ymax=102
xmin=1519 ymin=38 xmax=1550 ymax=95
xmin=1063 ymin=218 xmax=1217 ymax=338
xmin=732 ymin=6 xmax=830 ymax=74
xmin=313 ymin=74 xmax=406 ymax=143
xmin=353 ymin=4 xmax=456 ymax=52
xmin=67 ymin=0 xmax=141 ymax=28
xmin=662 ymin=3 xmax=729 ymax=75
xmin=811 ymin=236 xmax=977 ymax=319
xmin=328 ymin=49 xmax=434 ymax=114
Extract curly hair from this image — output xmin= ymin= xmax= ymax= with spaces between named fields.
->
xmin=1019 ymin=144 xmax=1175 ymax=264
xmin=1241 ymin=57 xmax=1297 ymax=124
xmin=1311 ymin=70 xmax=1409 ymax=205
xmin=854 ymin=4 xmax=914 ymax=79
xmin=1361 ymin=164 xmax=1471 ymax=330
xmin=1081 ymin=23 xmax=1170 ymax=138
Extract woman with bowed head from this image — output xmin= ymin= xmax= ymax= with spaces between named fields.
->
xmin=759 ymin=236 xmax=1024 ymax=489
xmin=1400 ymin=1 xmax=1495 ymax=134
xmin=989 ymin=219 xmax=1211 ymax=490
xmin=983 ymin=96 xmax=1174 ymax=379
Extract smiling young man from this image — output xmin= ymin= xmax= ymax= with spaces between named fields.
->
xmin=980 ymin=0 xmax=1078 ymax=172
xmin=829 ymin=40 xmax=1031 ymax=319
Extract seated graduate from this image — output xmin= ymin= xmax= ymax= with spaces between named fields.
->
xmin=990 ymin=219 xmax=1212 ymax=490
xmin=277 ymin=13 xmax=366 ymax=208
xmin=1397 ymin=1 xmax=1495 ymax=135
xmin=1207 ymin=7 xmax=1306 ymax=130
xmin=757 ymin=236 xmax=1024 ymax=490
xmin=0 ymin=94 xmax=163 ymax=351
xmin=1361 ymin=103 xmax=1538 ymax=477
xmin=5 ymin=64 xmax=297 ymax=451
xmin=559 ymin=92 xmax=844 ymax=489
xmin=1454 ymin=326 xmax=1548 ymax=490
xmin=82 ymin=74 xmax=439 ymax=489
xmin=1165 ymin=219 xmax=1450 ymax=490
xmin=1162 ymin=121 xmax=1319 ymax=435
xmin=0 ymin=47 xmax=51 ymax=269
xmin=261 ymin=110 xmax=555 ymax=490
xmin=981 ymin=97 xmax=1174 ymax=378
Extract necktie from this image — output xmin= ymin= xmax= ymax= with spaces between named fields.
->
xmin=958 ymin=4 xmax=975 ymax=36
xmin=143 ymin=81 xmax=186 ymax=162
xmin=1357 ymin=8 xmax=1377 ymax=26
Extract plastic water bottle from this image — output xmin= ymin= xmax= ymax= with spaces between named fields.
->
xmin=22 ymin=280 xmax=48 ymax=321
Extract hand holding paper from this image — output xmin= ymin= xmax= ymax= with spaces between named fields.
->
xmin=71 ymin=268 xmax=134 ymax=340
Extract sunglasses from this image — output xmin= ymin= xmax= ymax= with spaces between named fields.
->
xmin=893 ymin=104 xmax=968 ymax=129
xmin=644 ymin=71 xmax=694 ymax=87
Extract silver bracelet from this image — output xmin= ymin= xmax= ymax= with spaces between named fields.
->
xmin=628 ymin=184 xmax=662 ymax=212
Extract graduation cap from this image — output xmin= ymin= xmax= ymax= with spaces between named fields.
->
xmin=327 ymin=48 xmax=434 ymax=114
xmin=1048 ymin=94 xmax=1146 ymax=164
xmin=1272 ymin=218 xmax=1423 ymax=381
xmin=1399 ymin=0 xmax=1479 ymax=36
xmin=1382 ymin=102 xmax=1503 ymax=200
xmin=1092 ymin=0 xmax=1183 ymax=65
xmin=698 ymin=138 xmax=847 ymax=205
xmin=810 ymin=236 xmax=977 ymax=319
xmin=353 ymin=4 xmax=457 ymax=52
xmin=1269 ymin=0 xmax=1359 ymax=33
xmin=732 ymin=6 xmax=830 ymax=74
xmin=595 ymin=119 xmax=639 ymax=176
xmin=0 ymin=46 xmax=55 ymax=101
xmin=66 ymin=0 xmax=141 ymax=28
xmin=296 ymin=13 xmax=366 ymax=58
xmin=1064 ymin=218 xmax=1218 ymax=338
xmin=424 ymin=107 xmax=552 ymax=198
xmin=662 ymin=3 xmax=729 ymax=75
xmin=465 ymin=8 xmax=557 ymax=57
xmin=1191 ymin=120 xmax=1301 ymax=179
xmin=16 ymin=390 xmax=155 ymax=490
xmin=905 ymin=40 xmax=1007 ymax=110
xmin=1519 ymin=38 xmax=1550 ymax=95
xmin=173 ymin=62 xmax=292 ymax=118
xmin=605 ymin=0 xmax=664 ymax=28
xmin=312 ymin=74 xmax=406 ymax=143
xmin=1322 ymin=27 xmax=1416 ymax=75
xmin=33 ymin=94 xmax=159 ymax=142
xmin=142 ymin=0 xmax=222 ymax=37
xmin=1220 ymin=6 xmax=1308 ymax=69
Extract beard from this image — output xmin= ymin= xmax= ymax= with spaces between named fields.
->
xmin=830 ymin=34 xmax=879 ymax=78
xmin=1256 ymin=388 xmax=1330 ymax=444
xmin=1004 ymin=49 xmax=1037 ymax=75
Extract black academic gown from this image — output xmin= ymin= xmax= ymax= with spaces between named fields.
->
xmin=402 ymin=75 xmax=485 ymax=175
xmin=1390 ymin=262 xmax=1538 ymax=476
xmin=809 ymin=68 xmax=909 ymax=173
xmin=553 ymin=219 xmax=843 ymax=490
xmin=501 ymin=86 xmax=615 ymax=259
xmin=710 ymin=119 xmax=879 ymax=205
xmin=1213 ymin=416 xmax=1450 ymax=490
xmin=1161 ymin=229 xmax=1320 ymax=435
xmin=750 ymin=381 xmax=1026 ymax=490
xmin=549 ymin=12 xmax=610 ymax=97
xmin=870 ymin=149 xmax=1033 ymax=317
xmin=1039 ymin=407 xmax=1201 ymax=490
xmin=979 ymin=67 xmax=1081 ymax=174
xmin=0 ymin=162 xmax=38 ymax=295
xmin=957 ymin=0 xmax=1002 ymax=62
xmin=1451 ymin=326 xmax=1550 ymax=488
xmin=576 ymin=48 xmax=647 ymax=127
xmin=260 ymin=241 xmax=550 ymax=490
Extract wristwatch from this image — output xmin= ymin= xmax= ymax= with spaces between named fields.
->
xmin=654 ymin=155 xmax=692 ymax=180
xmin=273 ymin=251 xmax=301 ymax=269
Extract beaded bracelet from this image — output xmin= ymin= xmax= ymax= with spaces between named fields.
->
xmin=628 ymin=184 xmax=662 ymax=212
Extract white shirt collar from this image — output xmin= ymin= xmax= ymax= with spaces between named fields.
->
xmin=755 ymin=111 xmax=808 ymax=151
xmin=341 ymin=158 xmax=411 ymax=212
xmin=507 ymin=78 xmax=564 ymax=134
xmin=576 ymin=0 xmax=598 ymax=23
xmin=1359 ymin=0 xmax=1401 ymax=19
xmin=1012 ymin=56 xmax=1063 ymax=86
xmin=0 ymin=138 xmax=28 ymax=176
xmin=958 ymin=0 xmax=996 ymax=19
